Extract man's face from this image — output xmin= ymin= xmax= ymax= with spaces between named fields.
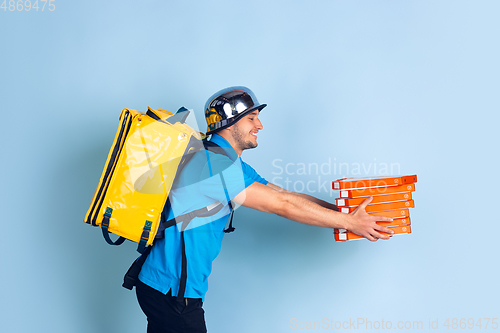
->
xmin=231 ymin=110 xmax=263 ymax=151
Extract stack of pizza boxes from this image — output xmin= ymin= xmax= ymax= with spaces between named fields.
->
xmin=332 ymin=175 xmax=417 ymax=241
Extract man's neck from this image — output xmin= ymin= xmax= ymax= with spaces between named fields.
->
xmin=215 ymin=132 xmax=242 ymax=157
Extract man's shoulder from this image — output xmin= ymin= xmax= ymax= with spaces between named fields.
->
xmin=175 ymin=148 xmax=233 ymax=184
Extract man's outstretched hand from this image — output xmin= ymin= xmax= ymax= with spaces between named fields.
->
xmin=345 ymin=196 xmax=394 ymax=241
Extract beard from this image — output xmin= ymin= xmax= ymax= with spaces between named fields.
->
xmin=231 ymin=122 xmax=258 ymax=151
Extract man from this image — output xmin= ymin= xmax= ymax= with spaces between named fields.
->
xmin=136 ymin=86 xmax=394 ymax=333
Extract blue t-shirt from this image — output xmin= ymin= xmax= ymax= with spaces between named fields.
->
xmin=139 ymin=134 xmax=267 ymax=300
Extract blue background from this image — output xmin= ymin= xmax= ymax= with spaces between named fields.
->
xmin=1 ymin=0 xmax=499 ymax=332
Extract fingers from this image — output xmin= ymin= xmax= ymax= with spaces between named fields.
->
xmin=354 ymin=230 xmax=378 ymax=242
xmin=366 ymin=231 xmax=392 ymax=241
xmin=360 ymin=224 xmax=393 ymax=241
xmin=347 ymin=202 xmax=396 ymax=241
xmin=351 ymin=199 xmax=393 ymax=223
xmin=373 ymin=223 xmax=394 ymax=234
xmin=362 ymin=231 xmax=390 ymax=241
xmin=375 ymin=216 xmax=393 ymax=222
xmin=375 ymin=226 xmax=395 ymax=240
xmin=382 ymin=226 xmax=395 ymax=235
xmin=357 ymin=196 xmax=373 ymax=211
xmin=374 ymin=231 xmax=392 ymax=240
xmin=353 ymin=229 xmax=390 ymax=242
xmin=352 ymin=196 xmax=373 ymax=215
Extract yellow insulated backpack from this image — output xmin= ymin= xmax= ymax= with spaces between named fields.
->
xmin=84 ymin=107 xmax=205 ymax=253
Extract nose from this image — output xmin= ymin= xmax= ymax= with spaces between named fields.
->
xmin=255 ymin=117 xmax=263 ymax=130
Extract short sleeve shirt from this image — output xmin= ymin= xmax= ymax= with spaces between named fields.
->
xmin=139 ymin=134 xmax=267 ymax=300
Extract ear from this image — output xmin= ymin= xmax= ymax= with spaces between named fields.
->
xmin=216 ymin=128 xmax=231 ymax=138
xmin=221 ymin=126 xmax=233 ymax=133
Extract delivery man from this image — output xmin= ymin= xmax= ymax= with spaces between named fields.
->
xmin=135 ymin=86 xmax=394 ymax=333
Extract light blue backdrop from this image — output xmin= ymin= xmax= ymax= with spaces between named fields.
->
xmin=1 ymin=0 xmax=499 ymax=332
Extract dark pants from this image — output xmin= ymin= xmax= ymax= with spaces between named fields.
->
xmin=136 ymin=281 xmax=207 ymax=333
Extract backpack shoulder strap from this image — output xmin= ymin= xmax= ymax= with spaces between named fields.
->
xmin=156 ymin=139 xmax=236 ymax=237
xmin=202 ymin=140 xmax=235 ymax=233
xmin=203 ymin=140 xmax=226 ymax=155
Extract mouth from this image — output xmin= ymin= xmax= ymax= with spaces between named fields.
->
xmin=250 ymin=131 xmax=258 ymax=138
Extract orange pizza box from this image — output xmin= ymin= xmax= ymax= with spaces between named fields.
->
xmin=339 ymin=200 xmax=414 ymax=213
xmin=332 ymin=175 xmax=417 ymax=190
xmin=368 ymin=209 xmax=410 ymax=219
xmin=336 ymin=192 xmax=413 ymax=207
xmin=339 ymin=183 xmax=416 ymax=198
xmin=334 ymin=225 xmax=411 ymax=241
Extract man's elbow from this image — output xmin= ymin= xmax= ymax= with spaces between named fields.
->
xmin=272 ymin=192 xmax=294 ymax=218
xmin=240 ymin=183 xmax=295 ymax=217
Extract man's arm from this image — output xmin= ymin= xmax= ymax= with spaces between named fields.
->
xmin=232 ymin=182 xmax=394 ymax=241
xmin=266 ymin=183 xmax=338 ymax=211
